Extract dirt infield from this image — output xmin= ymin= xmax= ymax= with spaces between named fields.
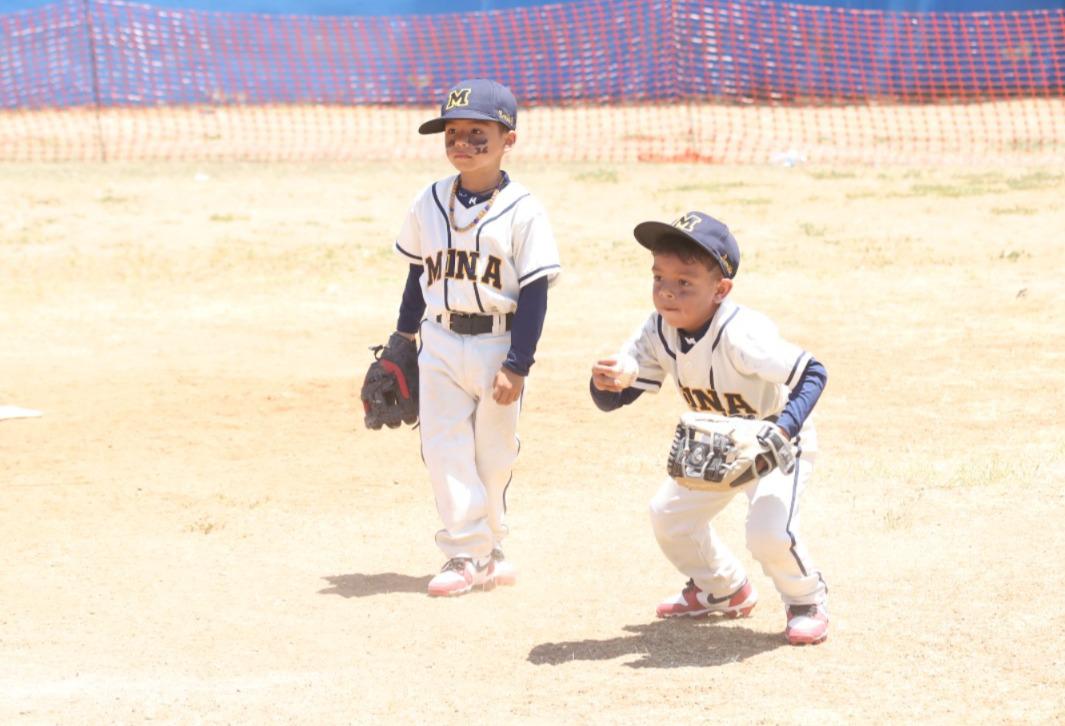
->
xmin=2 ymin=161 xmax=1064 ymax=723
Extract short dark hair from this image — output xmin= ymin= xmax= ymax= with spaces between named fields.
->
xmin=442 ymin=118 xmax=511 ymax=134
xmin=651 ymin=235 xmax=722 ymax=275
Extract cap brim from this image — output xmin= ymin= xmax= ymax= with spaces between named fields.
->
xmin=418 ymin=109 xmax=510 ymax=135
xmin=633 ymin=221 xmax=696 ymax=251
xmin=633 ymin=221 xmax=731 ymax=277
xmin=418 ymin=119 xmax=443 ymax=135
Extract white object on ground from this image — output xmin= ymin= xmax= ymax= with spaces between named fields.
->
xmin=770 ymin=149 xmax=807 ymax=167
xmin=0 ymin=406 xmax=43 ymax=421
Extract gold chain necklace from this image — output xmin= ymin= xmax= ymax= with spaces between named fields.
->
xmin=448 ymin=175 xmax=502 ymax=233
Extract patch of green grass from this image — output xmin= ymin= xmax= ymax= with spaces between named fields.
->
xmin=998 ymin=249 xmax=1030 ymax=262
xmin=1004 ymin=172 xmax=1063 ymax=191
xmin=808 ymin=170 xmax=856 ymax=180
xmin=958 ymin=172 xmax=1005 ymax=184
xmin=98 ymin=194 xmax=127 ymax=204
xmin=799 ymin=222 xmax=827 ymax=237
xmin=991 ymin=206 xmax=1036 ymax=216
xmin=186 ymin=517 xmax=223 ymax=534
xmin=898 ymin=180 xmax=997 ymax=198
xmin=877 ymin=170 xmax=1060 ymax=199
xmin=858 ymin=241 xmax=893 ymax=267
xmin=943 ymin=456 xmax=1021 ymax=489
xmin=734 ymin=197 xmax=770 ymax=206
xmin=574 ymin=168 xmax=619 ymax=183
xmin=209 ymin=213 xmax=249 ymax=222
xmin=358 ymin=245 xmax=391 ymax=260
xmin=2 ymin=230 xmax=34 ymax=246
xmin=663 ymin=181 xmax=748 ymax=193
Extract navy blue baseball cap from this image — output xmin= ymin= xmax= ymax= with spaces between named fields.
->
xmin=418 ymin=79 xmax=518 ymax=135
xmin=633 ymin=211 xmax=741 ymax=279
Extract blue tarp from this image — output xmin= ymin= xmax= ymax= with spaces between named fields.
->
xmin=1 ymin=0 xmax=1063 ymax=14
xmin=2 ymin=0 xmax=1062 ymax=109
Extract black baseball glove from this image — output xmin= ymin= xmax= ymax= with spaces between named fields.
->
xmin=360 ymin=333 xmax=419 ymax=430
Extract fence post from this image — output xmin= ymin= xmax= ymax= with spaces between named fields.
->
xmin=81 ymin=0 xmax=106 ymax=161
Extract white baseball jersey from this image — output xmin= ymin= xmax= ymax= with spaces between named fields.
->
xmin=393 ymin=175 xmax=561 ymax=315
xmin=623 ymin=297 xmax=818 ymax=452
xmin=392 ymin=173 xmax=561 ymax=563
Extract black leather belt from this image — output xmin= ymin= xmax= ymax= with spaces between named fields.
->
xmin=436 ymin=312 xmax=514 ymax=335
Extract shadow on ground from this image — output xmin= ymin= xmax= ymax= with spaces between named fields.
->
xmin=319 ymin=572 xmax=432 ymax=598
xmin=528 ymin=618 xmax=784 ymax=668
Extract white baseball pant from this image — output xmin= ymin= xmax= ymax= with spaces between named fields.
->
xmin=648 ymin=454 xmax=827 ymax=606
xmin=418 ymin=318 xmax=520 ymax=560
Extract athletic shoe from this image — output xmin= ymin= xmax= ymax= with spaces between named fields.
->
xmin=785 ymin=603 xmax=829 ymax=645
xmin=491 ymin=548 xmax=517 ymax=586
xmin=656 ymin=578 xmax=758 ymax=619
xmin=427 ymin=557 xmax=495 ymax=597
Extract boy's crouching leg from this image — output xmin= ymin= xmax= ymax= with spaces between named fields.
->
xmin=745 ymin=476 xmax=828 ymax=644
xmin=745 ymin=505 xmax=826 ymax=601
xmin=648 ymin=479 xmax=748 ymax=617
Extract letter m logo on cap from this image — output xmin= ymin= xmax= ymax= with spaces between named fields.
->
xmin=446 ymin=88 xmax=472 ymax=110
xmin=673 ymin=214 xmax=700 ymax=233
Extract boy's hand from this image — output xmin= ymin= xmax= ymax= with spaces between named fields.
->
xmin=493 ymin=367 xmax=524 ymax=405
xmin=592 ymin=356 xmax=638 ymax=392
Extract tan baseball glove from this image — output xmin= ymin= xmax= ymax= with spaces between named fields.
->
xmin=667 ymin=412 xmax=796 ymax=492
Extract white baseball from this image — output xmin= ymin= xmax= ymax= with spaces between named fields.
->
xmin=613 ymin=354 xmax=639 ymax=388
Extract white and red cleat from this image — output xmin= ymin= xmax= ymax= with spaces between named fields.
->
xmin=785 ymin=603 xmax=829 ymax=645
xmin=490 ymin=548 xmax=517 ymax=586
xmin=427 ymin=557 xmax=495 ymax=597
xmin=656 ymin=578 xmax=758 ymax=619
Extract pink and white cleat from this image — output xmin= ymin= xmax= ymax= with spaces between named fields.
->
xmin=490 ymin=548 xmax=517 ymax=586
xmin=427 ymin=557 xmax=495 ymax=597
xmin=656 ymin=578 xmax=758 ymax=619
xmin=785 ymin=603 xmax=829 ymax=645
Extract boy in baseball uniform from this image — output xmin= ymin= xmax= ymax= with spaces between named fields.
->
xmin=390 ymin=79 xmax=561 ymax=597
xmin=589 ymin=211 xmax=829 ymax=645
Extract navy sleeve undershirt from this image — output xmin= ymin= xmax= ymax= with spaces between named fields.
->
xmin=396 ymin=264 xmax=426 ymax=335
xmin=502 ymin=276 xmax=548 ymax=376
xmin=588 ymin=378 xmax=645 ymax=412
xmin=775 ymin=358 xmax=828 ymax=438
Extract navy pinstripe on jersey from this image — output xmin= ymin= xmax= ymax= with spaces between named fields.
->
xmin=617 ymin=298 xmax=820 ymax=452
xmin=394 ymin=174 xmax=560 ymax=319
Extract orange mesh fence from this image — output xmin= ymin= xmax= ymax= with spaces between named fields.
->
xmin=1 ymin=0 xmax=1063 ymax=163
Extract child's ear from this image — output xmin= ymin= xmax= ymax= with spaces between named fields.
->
xmin=503 ymin=130 xmax=517 ymax=152
xmin=714 ymin=278 xmax=733 ymax=303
